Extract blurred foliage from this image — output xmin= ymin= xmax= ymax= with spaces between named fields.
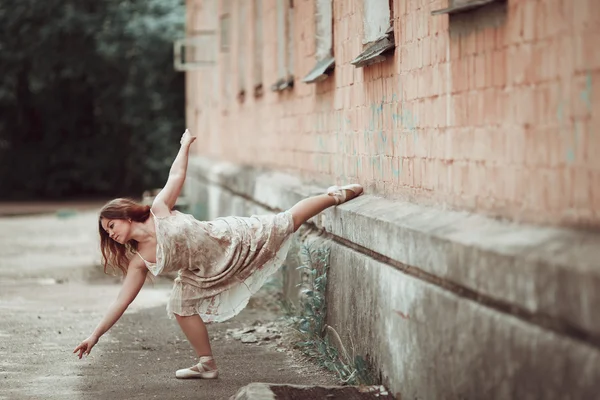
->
xmin=0 ymin=0 xmax=185 ymax=199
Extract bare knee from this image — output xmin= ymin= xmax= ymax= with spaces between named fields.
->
xmin=174 ymin=313 xmax=205 ymax=325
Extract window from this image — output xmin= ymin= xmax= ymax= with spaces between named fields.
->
xmin=253 ymin=0 xmax=264 ymax=96
xmin=302 ymin=0 xmax=335 ymax=83
xmin=431 ymin=0 xmax=504 ymax=16
xmin=271 ymin=0 xmax=294 ymax=91
xmin=174 ymin=3 xmax=217 ymax=71
xmin=351 ymin=0 xmax=395 ymax=68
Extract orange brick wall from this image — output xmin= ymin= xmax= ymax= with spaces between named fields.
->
xmin=185 ymin=0 xmax=600 ymax=227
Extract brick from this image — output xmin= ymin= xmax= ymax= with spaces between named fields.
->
xmin=591 ymin=169 xmax=600 ymax=212
xmin=555 ymin=35 xmax=576 ymax=77
xmin=421 ymin=36 xmax=431 ymax=67
xmin=573 ymin=0 xmax=600 ymax=31
xmin=584 ymin=120 xmax=600 ymax=171
xmin=450 ymin=162 xmax=463 ymax=195
xmin=504 ymin=2 xmax=523 ymax=45
xmin=520 ymin=0 xmax=538 ymax=43
xmin=406 ymin=12 xmax=414 ymax=43
xmin=438 ymin=34 xmax=449 ymax=64
xmin=467 ymin=128 xmax=487 ymax=163
xmin=413 ymin=157 xmax=424 ymax=188
xmin=357 ymin=155 xmax=368 ymax=176
xmin=473 ymin=53 xmax=486 ymax=89
xmin=382 ymin=155 xmax=394 ymax=182
xmin=491 ymin=49 xmax=507 ymax=87
xmin=574 ymin=29 xmax=600 ymax=72
xmin=569 ymin=74 xmax=594 ymax=120
xmin=570 ymin=167 xmax=592 ymax=209
xmin=464 ymin=28 xmax=478 ymax=57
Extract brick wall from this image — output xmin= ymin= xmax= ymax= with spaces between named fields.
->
xmin=185 ymin=0 xmax=600 ymax=227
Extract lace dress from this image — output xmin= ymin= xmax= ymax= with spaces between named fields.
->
xmin=138 ymin=210 xmax=295 ymax=323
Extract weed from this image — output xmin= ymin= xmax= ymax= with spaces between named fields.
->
xmin=285 ymin=243 xmax=376 ymax=386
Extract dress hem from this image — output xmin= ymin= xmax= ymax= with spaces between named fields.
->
xmin=165 ymin=211 xmax=295 ymax=323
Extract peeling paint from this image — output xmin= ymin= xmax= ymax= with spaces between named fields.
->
xmin=558 ymin=73 xmax=593 ymax=164
xmin=312 ymin=82 xmax=420 ymax=182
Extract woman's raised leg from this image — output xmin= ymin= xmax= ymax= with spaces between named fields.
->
xmin=288 ymin=184 xmax=363 ymax=231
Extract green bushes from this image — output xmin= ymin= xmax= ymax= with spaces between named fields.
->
xmin=0 ymin=0 xmax=185 ymax=199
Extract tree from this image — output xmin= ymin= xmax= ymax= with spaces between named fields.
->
xmin=0 ymin=0 xmax=186 ymax=199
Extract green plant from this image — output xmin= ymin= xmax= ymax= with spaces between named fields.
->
xmin=288 ymin=243 xmax=375 ymax=386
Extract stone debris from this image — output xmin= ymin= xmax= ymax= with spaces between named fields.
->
xmin=226 ymin=322 xmax=282 ymax=344
xmin=240 ymin=333 xmax=258 ymax=343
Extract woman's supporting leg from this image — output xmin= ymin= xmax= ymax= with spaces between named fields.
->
xmin=175 ymin=314 xmax=217 ymax=370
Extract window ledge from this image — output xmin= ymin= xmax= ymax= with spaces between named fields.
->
xmin=254 ymin=84 xmax=264 ymax=98
xmin=431 ymin=0 xmax=500 ymax=16
xmin=302 ymin=56 xmax=335 ymax=84
xmin=350 ymin=34 xmax=395 ymax=68
xmin=271 ymin=77 xmax=294 ymax=92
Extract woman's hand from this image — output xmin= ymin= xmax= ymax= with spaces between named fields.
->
xmin=180 ymin=128 xmax=196 ymax=147
xmin=73 ymin=336 xmax=98 ymax=359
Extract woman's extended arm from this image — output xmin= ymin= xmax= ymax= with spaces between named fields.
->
xmin=152 ymin=129 xmax=196 ymax=216
xmin=73 ymin=260 xmax=148 ymax=359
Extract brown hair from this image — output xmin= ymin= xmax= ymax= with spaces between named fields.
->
xmin=99 ymin=198 xmax=151 ymax=276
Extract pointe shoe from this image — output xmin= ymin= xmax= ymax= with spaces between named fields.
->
xmin=326 ymin=183 xmax=364 ymax=205
xmin=175 ymin=356 xmax=219 ymax=379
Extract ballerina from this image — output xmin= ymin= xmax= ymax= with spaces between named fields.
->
xmin=73 ymin=129 xmax=363 ymax=378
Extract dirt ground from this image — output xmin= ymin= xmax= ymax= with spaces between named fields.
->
xmin=0 ymin=205 xmax=338 ymax=400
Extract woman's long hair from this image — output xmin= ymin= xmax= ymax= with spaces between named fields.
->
xmin=99 ymin=198 xmax=151 ymax=276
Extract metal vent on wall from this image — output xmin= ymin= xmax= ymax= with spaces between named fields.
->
xmin=173 ymin=31 xmax=217 ymax=71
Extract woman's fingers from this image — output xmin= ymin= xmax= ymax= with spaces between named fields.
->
xmin=74 ymin=342 xmax=88 ymax=359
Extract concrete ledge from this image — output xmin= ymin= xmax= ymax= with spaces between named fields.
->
xmin=188 ymin=156 xmax=600 ymax=342
xmin=322 ymin=196 xmax=600 ymax=342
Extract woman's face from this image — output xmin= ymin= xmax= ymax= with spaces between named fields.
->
xmin=100 ymin=218 xmax=131 ymax=244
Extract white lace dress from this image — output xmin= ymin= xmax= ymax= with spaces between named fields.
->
xmin=139 ymin=210 xmax=295 ymax=323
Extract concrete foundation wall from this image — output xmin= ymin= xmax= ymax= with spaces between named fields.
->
xmin=186 ymin=156 xmax=600 ymax=399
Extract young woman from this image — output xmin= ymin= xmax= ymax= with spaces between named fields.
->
xmin=73 ymin=129 xmax=363 ymax=379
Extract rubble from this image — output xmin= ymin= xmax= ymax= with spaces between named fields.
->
xmin=226 ymin=322 xmax=283 ymax=344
